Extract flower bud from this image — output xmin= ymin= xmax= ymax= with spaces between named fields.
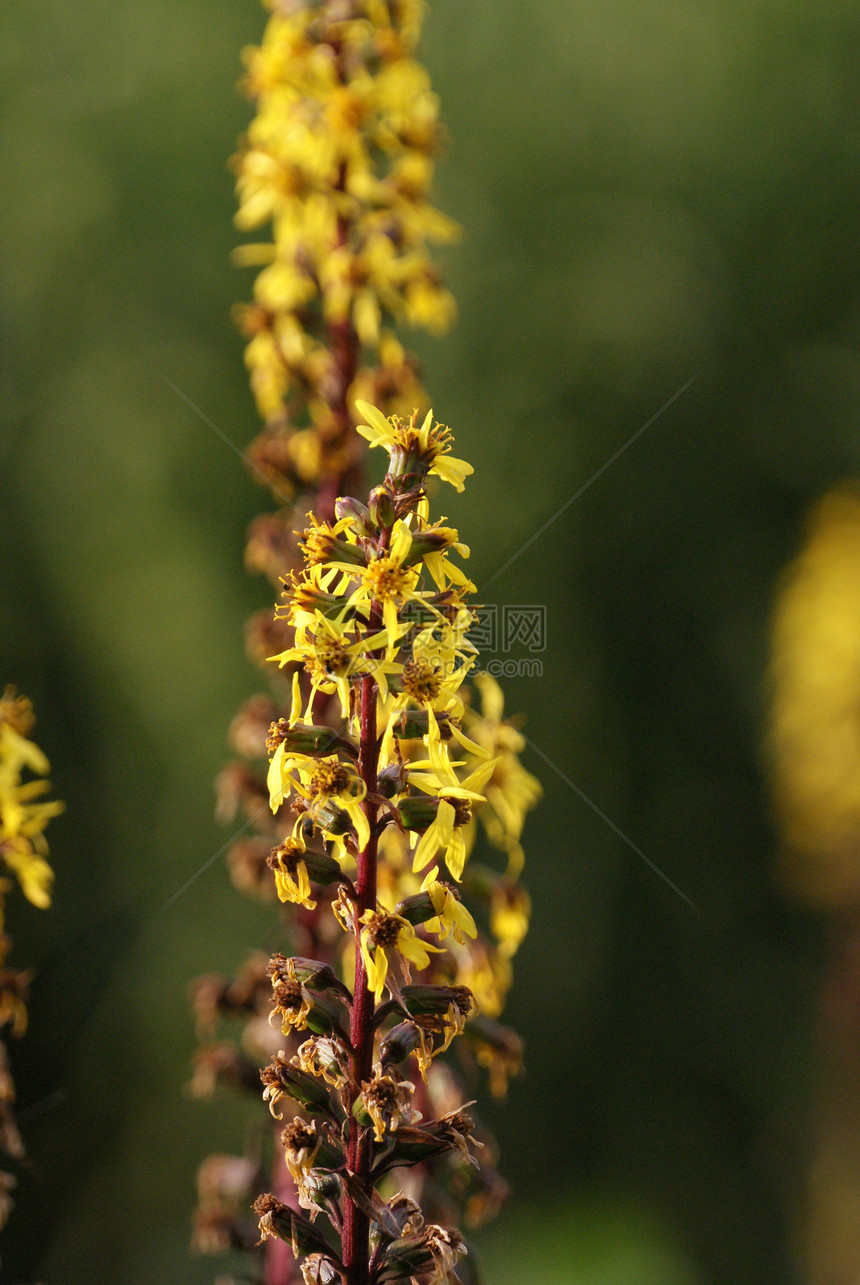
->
xmin=403 ymin=525 xmax=466 ymax=565
xmin=393 ymin=890 xmax=437 ymax=927
xmin=309 ymin=798 xmax=353 ymax=836
xmin=373 ymin=1125 xmax=452 ymax=1168
xmin=379 ymin=1020 xmax=423 ymax=1066
xmin=266 ymin=719 xmax=349 ymax=757
xmin=304 ymin=991 xmax=350 ymax=1040
xmin=368 ymin=484 xmax=396 ymax=529
xmin=301 ymin=1171 xmax=342 ymax=1209
xmin=400 ymin=983 xmax=474 ymax=1020
xmin=390 ymin=708 xmax=455 ymax=741
xmin=397 ymin=796 xmax=440 ymax=833
xmin=268 ymin=954 xmax=353 ymax=1006
xmin=398 ymin=793 xmax=472 ymax=835
xmin=335 ymin=496 xmax=374 ymax=535
xmin=380 ymin=1226 xmax=466 ymax=1282
xmin=253 ymin=1194 xmax=335 ymax=1258
xmin=300 ymin=848 xmax=346 ymax=887
xmin=260 ymin=1054 xmax=336 ymax=1118
xmin=376 ymin=763 xmax=408 ymax=798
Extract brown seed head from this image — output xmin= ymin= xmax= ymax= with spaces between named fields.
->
xmin=266 ymin=718 xmax=291 ymax=756
xmin=281 ymin=1118 xmax=317 ymax=1153
xmin=450 ymin=986 xmax=474 ymax=1016
xmin=266 ymin=840 xmax=303 ymax=875
xmin=253 ymin=1191 xmax=284 ymax=1219
xmin=366 ymin=911 xmax=403 ymax=949
xmin=273 ymin=980 xmax=305 ymax=1012
xmin=260 ymin=1053 xmax=290 ymax=1091
xmin=0 ymin=688 xmax=34 ymax=736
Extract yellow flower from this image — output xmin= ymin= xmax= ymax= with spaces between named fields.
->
xmin=464 ymin=673 xmax=542 ymax=877
xmin=268 ymin=749 xmax=370 ymax=853
xmin=267 ymin=838 xmax=315 ymax=910
xmin=1 ymin=839 xmax=53 ymax=911
xmin=377 ymin=626 xmax=478 ymax=772
xmin=359 ymin=908 xmax=441 ymax=1001
xmin=355 ymin=401 xmax=474 ymax=493
xmin=268 ymin=959 xmax=314 ymax=1037
xmin=406 ymin=759 xmax=498 ymax=880
xmin=455 ymin=941 xmax=512 ymax=1022
xmin=352 ymin=518 xmax=420 ymax=639
xmin=769 ymin=486 xmax=860 ymax=905
xmin=232 ymin=3 xmax=457 ymax=419
xmin=0 ymin=699 xmax=63 ymax=909
xmin=489 ymin=883 xmax=531 ymax=958
xmin=410 ymin=799 xmax=467 ymax=881
xmin=422 ymin=873 xmax=478 ymax=945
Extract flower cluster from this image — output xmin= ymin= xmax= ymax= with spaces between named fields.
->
xmin=192 ymin=405 xmax=538 ymax=1279
xmin=266 ymin=403 xmax=536 ymax=1004
xmin=191 ymin=4 xmax=539 ymax=1280
xmin=237 ymin=405 xmax=536 ymax=1280
xmin=233 ymin=0 xmax=457 ymax=496
xmin=0 ymin=688 xmax=62 ymax=1239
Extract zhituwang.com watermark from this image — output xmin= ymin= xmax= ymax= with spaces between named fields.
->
xmin=397 ymin=601 xmax=547 ymax=678
xmin=470 ymin=604 xmax=545 ymax=678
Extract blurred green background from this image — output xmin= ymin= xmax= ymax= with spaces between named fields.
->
xmin=6 ymin=0 xmax=860 ymax=1280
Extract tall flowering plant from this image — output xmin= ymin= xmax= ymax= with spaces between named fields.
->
xmin=0 ymin=688 xmax=62 ymax=1249
xmin=190 ymin=5 xmax=540 ymax=1283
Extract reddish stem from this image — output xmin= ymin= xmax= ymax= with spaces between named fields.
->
xmin=264 ymin=226 xmax=360 ymax=1285
xmin=343 ymin=673 xmax=380 ymax=1285
xmin=317 ymin=210 xmax=361 ymax=520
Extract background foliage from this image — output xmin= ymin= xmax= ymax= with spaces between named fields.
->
xmin=5 ymin=1 xmax=860 ymax=1280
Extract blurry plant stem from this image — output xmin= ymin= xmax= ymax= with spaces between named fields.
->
xmin=806 ymin=911 xmax=860 ymax=1283
xmin=317 ymin=205 xmax=359 ymax=518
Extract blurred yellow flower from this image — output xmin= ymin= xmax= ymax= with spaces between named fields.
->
xmin=0 ymin=691 xmax=63 ymax=911
xmin=769 ymin=486 xmax=860 ymax=906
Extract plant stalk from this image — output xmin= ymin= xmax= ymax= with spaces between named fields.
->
xmin=343 ymin=671 xmax=380 ymax=1285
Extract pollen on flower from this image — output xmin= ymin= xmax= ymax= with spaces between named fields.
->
xmin=281 ymin=1117 xmax=324 ymax=1185
xmin=391 ymin=411 xmax=452 ymax=469
xmin=365 ymin=911 xmax=405 ymax=950
xmin=266 ymin=718 xmax=291 ymax=756
xmin=300 ymin=519 xmax=361 ymax=568
xmin=306 ymin=637 xmax=351 ymax=680
xmin=402 ymin=657 xmax=442 ymax=704
xmin=362 ymin=556 xmax=413 ymax=602
xmin=310 ymin=761 xmax=353 ymax=797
